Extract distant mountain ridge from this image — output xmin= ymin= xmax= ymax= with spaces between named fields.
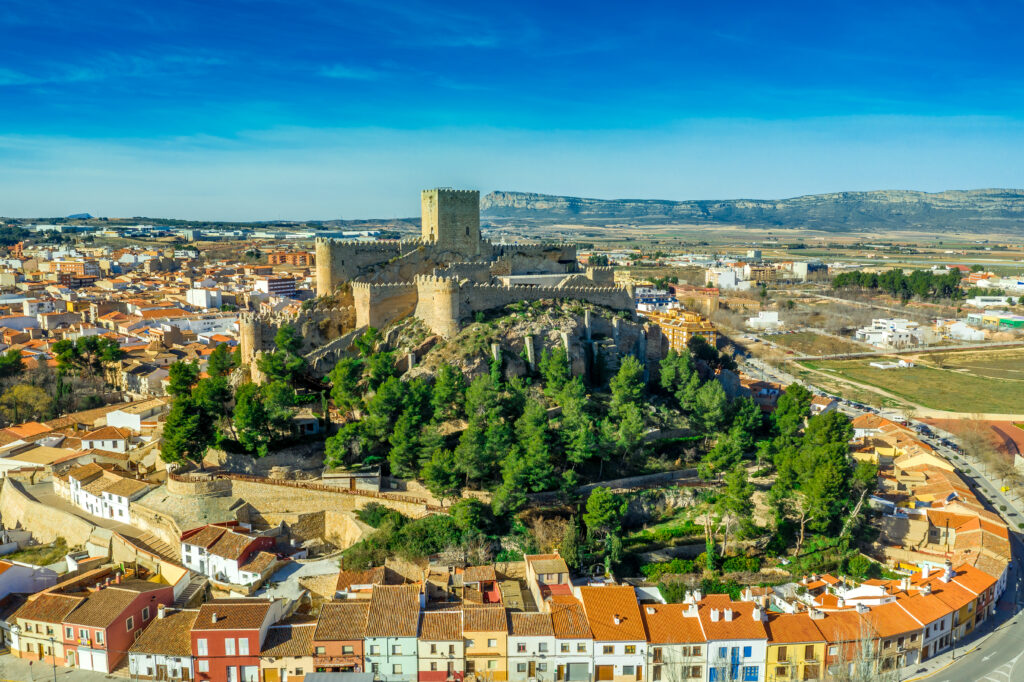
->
xmin=480 ymin=188 xmax=1024 ymax=233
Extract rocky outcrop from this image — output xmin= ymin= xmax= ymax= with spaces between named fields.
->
xmin=481 ymin=188 xmax=1024 ymax=232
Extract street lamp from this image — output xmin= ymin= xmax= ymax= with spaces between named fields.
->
xmin=48 ymin=636 xmax=57 ymax=682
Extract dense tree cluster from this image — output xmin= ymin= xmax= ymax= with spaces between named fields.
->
xmin=831 ymin=268 xmax=963 ymax=301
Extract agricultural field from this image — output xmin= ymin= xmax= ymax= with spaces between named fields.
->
xmin=767 ymin=331 xmax=868 ymax=356
xmin=801 ymin=350 xmax=1024 ymax=414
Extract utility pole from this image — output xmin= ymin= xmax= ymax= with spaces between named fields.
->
xmin=48 ymin=636 xmax=57 ymax=682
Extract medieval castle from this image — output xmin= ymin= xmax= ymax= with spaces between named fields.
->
xmin=241 ymin=189 xmax=637 ymax=375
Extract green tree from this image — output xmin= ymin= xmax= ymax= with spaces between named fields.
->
xmin=160 ymin=396 xmax=208 ymax=468
xmin=233 ymin=383 xmax=272 ymax=456
xmin=610 ymin=355 xmax=645 ymax=415
xmin=329 ymin=357 xmax=364 ymax=416
xmin=353 ymin=327 xmax=380 ymax=357
xmin=559 ymin=516 xmax=585 ymax=569
xmin=693 ymin=380 xmax=729 ymax=437
xmin=0 ymin=384 xmax=51 ymax=423
xmin=431 ymin=363 xmax=467 ymax=422
xmin=0 ymin=348 xmax=24 ymax=378
xmin=421 ymin=448 xmax=462 ymax=506
xmin=584 ymin=486 xmax=627 ymax=540
xmin=365 ymin=351 xmax=398 ymax=391
xmin=206 ymin=343 xmax=235 ymax=377
xmin=728 ymin=396 xmax=763 ymax=452
xmin=263 ymin=380 xmax=297 ymax=436
xmin=538 ymin=347 xmax=570 ymax=398
xmin=273 ymin=323 xmax=303 ymax=355
xmin=715 ymin=464 xmax=754 ymax=554
xmin=166 ymin=361 xmax=200 ymax=398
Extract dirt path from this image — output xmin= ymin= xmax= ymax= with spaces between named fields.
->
xmin=797 ymin=363 xmax=1024 ymax=421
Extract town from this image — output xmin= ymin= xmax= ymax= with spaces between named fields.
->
xmin=0 ymin=187 xmax=1018 ymax=682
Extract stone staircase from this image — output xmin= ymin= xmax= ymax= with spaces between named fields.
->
xmin=174 ymin=574 xmax=209 ymax=608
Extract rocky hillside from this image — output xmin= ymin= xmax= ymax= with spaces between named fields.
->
xmin=481 ymin=188 xmax=1024 ymax=233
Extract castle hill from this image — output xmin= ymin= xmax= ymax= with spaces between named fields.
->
xmin=3 ymin=3 xmax=1024 ymax=681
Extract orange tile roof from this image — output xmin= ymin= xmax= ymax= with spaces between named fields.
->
xmin=579 ymin=586 xmax=646 ymax=642
xmin=640 ymin=603 xmax=705 ymax=644
xmin=765 ymin=613 xmax=823 ymax=644
xmin=696 ymin=595 xmax=768 ymax=641
xmin=813 ymin=610 xmax=872 ymax=643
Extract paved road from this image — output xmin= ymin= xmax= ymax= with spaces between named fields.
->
xmin=0 ymin=653 xmax=118 ymax=681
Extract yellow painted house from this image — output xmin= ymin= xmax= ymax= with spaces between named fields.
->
xmin=764 ymin=613 xmax=826 ymax=682
xmin=464 ymin=605 xmax=508 ymax=681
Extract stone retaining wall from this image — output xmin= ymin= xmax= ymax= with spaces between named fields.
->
xmin=0 ymin=479 xmax=95 ymax=547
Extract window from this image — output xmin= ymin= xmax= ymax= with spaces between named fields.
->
xmin=95 ymin=631 xmax=104 ymax=645
xmin=295 ymin=670 xmax=303 ymax=676
xmin=804 ymin=645 xmax=814 ymax=660
xmin=315 ymin=647 xmax=326 ymax=655
xmin=828 ymin=646 xmax=838 ymax=656
xmin=604 ymin=645 xmax=615 ymax=655
xmin=742 ymin=666 xmax=758 ymax=681
xmin=197 ymin=639 xmax=208 ymax=656
xmin=653 ymin=666 xmax=662 ymax=681
xmin=79 ymin=628 xmax=88 ymax=640
xmin=448 ymin=645 xmax=455 ymax=654
xmin=342 ymin=645 xmax=354 ymax=655
xmin=487 ymin=660 xmax=496 ymax=670
xmin=743 ymin=646 xmax=752 ymax=658
xmin=239 ymin=638 xmax=249 ymax=655
xmin=372 ymin=664 xmax=380 ymax=674
xmin=517 ymin=664 xmax=528 ymax=673
xmin=65 ymin=627 xmax=73 ymax=639
xmin=466 ymin=639 xmax=475 ymax=648
xmin=561 ymin=643 xmax=570 ymax=653
xmin=775 ymin=667 xmax=787 ymax=678
xmin=487 ymin=638 xmax=497 ymax=648
xmin=625 ymin=645 xmax=636 ymax=654
xmin=370 ymin=645 xmax=380 ymax=655
xmin=392 ymin=644 xmax=401 ymax=655
xmin=539 ymin=642 xmax=548 ymax=653
xmin=517 ymin=643 xmax=527 ymax=653
xmin=198 ymin=661 xmax=209 ymax=673
xmin=126 ymin=616 xmax=134 ymax=632
xmin=777 ymin=646 xmax=788 ymax=662
xmin=577 ymin=643 xmax=587 ymax=653
xmin=142 ymin=607 xmax=150 ymax=621
xmin=623 ymin=666 xmax=635 ymax=676
xmin=431 ymin=663 xmax=438 ymax=671
xmin=538 ymin=663 xmax=547 ymax=672
xmin=430 ymin=644 xmax=438 ymax=654
xmin=225 ymin=638 xmax=236 ymax=656
xmin=392 ymin=664 xmax=402 ymax=674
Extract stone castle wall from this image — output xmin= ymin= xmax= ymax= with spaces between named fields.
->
xmin=352 ymin=282 xmax=419 ymax=330
xmin=315 ymin=239 xmax=404 ymax=296
xmin=414 ymin=274 xmax=635 ymax=338
xmin=433 ymin=262 xmax=492 ymax=283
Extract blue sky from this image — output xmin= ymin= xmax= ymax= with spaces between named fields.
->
xmin=0 ymin=0 xmax=1022 ymax=220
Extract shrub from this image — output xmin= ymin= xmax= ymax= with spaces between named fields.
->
xmin=1000 ymin=504 xmax=1007 ymax=512
xmin=356 ymin=502 xmax=407 ymax=529
xmin=721 ymin=556 xmax=762 ymax=573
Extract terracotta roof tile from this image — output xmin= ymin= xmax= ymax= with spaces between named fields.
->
xmin=765 ymin=613 xmax=823 ymax=644
xmin=550 ymin=597 xmax=592 ymax=640
xmin=260 ymin=623 xmax=316 ymax=657
xmin=579 ymin=586 xmax=646 ymax=642
xmin=463 ymin=604 xmax=507 ymax=633
xmin=128 ymin=609 xmax=198 ymax=656
xmin=420 ymin=611 xmax=463 ymax=641
xmin=640 ymin=603 xmax=705 ymax=644
xmin=510 ymin=612 xmax=553 ymax=637
xmin=193 ymin=600 xmax=272 ymax=631
xmin=313 ymin=602 xmax=369 ymax=642
xmin=364 ymin=585 xmax=421 ymax=638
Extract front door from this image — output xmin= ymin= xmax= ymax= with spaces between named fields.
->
xmin=596 ymin=665 xmax=614 ymax=681
xmin=156 ymin=663 xmax=167 ymax=680
xmin=227 ymin=666 xmax=238 ymax=682
xmin=529 ymin=661 xmax=536 ymax=677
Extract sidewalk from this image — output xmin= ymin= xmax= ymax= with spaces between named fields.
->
xmin=0 ymin=654 xmax=117 ymax=682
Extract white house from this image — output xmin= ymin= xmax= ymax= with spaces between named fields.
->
xmin=63 ymin=463 xmax=152 ymax=522
xmin=508 ymin=612 xmax=556 ymax=682
xmin=79 ymin=426 xmax=134 ymax=453
xmin=550 ymin=599 xmax=593 ymax=682
xmin=579 ymin=586 xmax=648 ymax=682
xmin=746 ymin=311 xmax=781 ymax=331
xmin=127 ymin=607 xmax=198 ymax=681
xmin=641 ymin=602 xmax=707 ymax=682
xmin=696 ymin=596 xmax=768 ymax=682
xmin=180 ymin=524 xmax=277 ymax=587
xmin=186 ymin=287 xmax=223 ymax=310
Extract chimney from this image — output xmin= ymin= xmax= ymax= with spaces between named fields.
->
xmin=211 ymin=612 xmax=219 ymax=624
xmin=809 ymin=609 xmax=824 ymax=620
xmin=922 ymin=584 xmax=932 ymax=595
xmin=710 ymin=608 xmax=720 ymax=622
xmin=158 ymin=605 xmax=166 ymax=619
xmin=646 ymin=606 xmax=656 ymax=615
xmin=752 ymin=607 xmax=763 ymax=621
xmin=724 ymin=608 xmax=734 ymax=622
xmin=942 ymin=560 xmax=954 ymax=583
xmin=856 ymin=603 xmax=869 ymax=614
xmin=920 ymin=564 xmax=930 ymax=580
xmin=837 ymin=598 xmax=846 ymax=608
xmin=693 ymin=589 xmax=702 ymax=601
xmin=104 ymin=577 xmax=111 ymax=586
xmin=684 ymin=604 xmax=698 ymax=618
xmin=613 ymin=615 xmax=622 ymax=625
xmin=900 ymin=577 xmax=911 ymax=592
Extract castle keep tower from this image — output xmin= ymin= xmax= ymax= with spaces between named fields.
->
xmin=421 ymin=188 xmax=481 ymax=256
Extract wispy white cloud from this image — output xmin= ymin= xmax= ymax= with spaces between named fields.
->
xmin=319 ymin=64 xmax=382 ymax=80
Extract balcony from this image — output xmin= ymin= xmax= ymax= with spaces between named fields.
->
xmin=313 ymin=654 xmax=363 ymax=668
